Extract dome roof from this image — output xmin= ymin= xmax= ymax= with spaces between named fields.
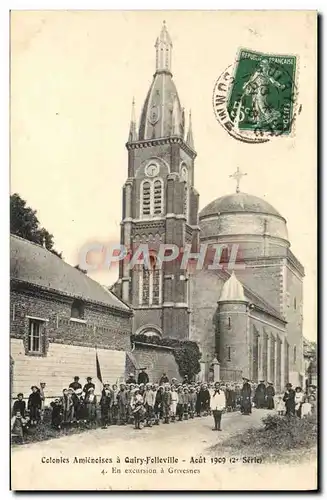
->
xmin=200 ymin=192 xmax=283 ymax=220
xmin=219 ymin=272 xmax=246 ymax=302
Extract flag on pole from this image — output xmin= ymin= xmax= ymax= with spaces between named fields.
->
xmin=96 ymin=349 xmax=103 ymax=384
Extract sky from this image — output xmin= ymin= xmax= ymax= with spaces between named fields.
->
xmin=10 ymin=10 xmax=317 ymax=340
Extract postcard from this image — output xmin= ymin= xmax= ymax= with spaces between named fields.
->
xmin=10 ymin=10 xmax=317 ymax=491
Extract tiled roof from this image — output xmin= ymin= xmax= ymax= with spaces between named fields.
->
xmin=10 ymin=235 xmax=131 ymax=312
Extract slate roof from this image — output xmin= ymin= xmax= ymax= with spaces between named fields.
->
xmin=10 ymin=235 xmax=131 ymax=313
xmin=200 ymin=192 xmax=283 ymax=219
xmin=216 ymin=269 xmax=285 ymax=323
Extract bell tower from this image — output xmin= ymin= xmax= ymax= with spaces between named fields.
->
xmin=118 ymin=23 xmax=199 ymax=340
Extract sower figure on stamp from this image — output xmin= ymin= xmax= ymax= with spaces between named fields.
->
xmin=241 ymin=378 xmax=252 ymax=415
xmin=242 ymin=59 xmax=286 ymax=128
xmin=210 ymin=382 xmax=226 ymax=431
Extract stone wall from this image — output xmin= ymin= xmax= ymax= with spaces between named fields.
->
xmin=10 ymin=285 xmax=133 ymax=398
xmin=131 ymin=344 xmax=179 ymax=383
xmin=11 ymin=338 xmax=126 ymax=398
xmin=10 ymin=286 xmax=132 ymax=353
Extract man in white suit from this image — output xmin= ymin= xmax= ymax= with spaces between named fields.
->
xmin=210 ymin=382 xmax=226 ymax=431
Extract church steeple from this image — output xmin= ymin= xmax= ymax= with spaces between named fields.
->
xmin=155 ymin=21 xmax=172 ymax=75
xmin=128 ymin=97 xmax=138 ymax=142
xmin=138 ymin=23 xmax=184 ymax=140
xmin=186 ymin=110 xmax=194 ymax=149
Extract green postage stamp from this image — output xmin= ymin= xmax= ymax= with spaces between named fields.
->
xmin=213 ymin=48 xmax=298 ymax=143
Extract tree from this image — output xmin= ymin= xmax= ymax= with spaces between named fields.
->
xmin=10 ymin=193 xmax=63 ymax=258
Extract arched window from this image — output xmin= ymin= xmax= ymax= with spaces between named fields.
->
xmin=141 ymin=181 xmax=151 ymax=217
xmin=71 ymin=299 xmax=85 ymax=319
xmin=140 ymin=179 xmax=164 ymax=218
xmin=153 ymin=179 xmax=163 ymax=215
xmin=139 ymin=255 xmax=162 ymax=306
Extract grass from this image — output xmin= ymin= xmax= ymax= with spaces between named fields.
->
xmin=211 ymin=414 xmax=318 ymax=464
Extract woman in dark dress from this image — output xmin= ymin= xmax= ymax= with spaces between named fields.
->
xmin=266 ymin=383 xmax=275 ymax=410
xmin=240 ymin=378 xmax=252 ymax=415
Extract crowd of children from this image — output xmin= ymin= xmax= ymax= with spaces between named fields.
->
xmin=11 ymin=374 xmax=317 ymax=442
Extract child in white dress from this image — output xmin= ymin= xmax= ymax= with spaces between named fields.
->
xmin=276 ymin=395 xmax=285 ymax=415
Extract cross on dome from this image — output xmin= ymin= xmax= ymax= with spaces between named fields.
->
xmin=229 ymin=167 xmax=247 ymax=194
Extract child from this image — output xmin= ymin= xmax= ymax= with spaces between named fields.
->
xmin=301 ymin=397 xmax=312 ymax=418
xmin=162 ymin=385 xmax=172 ymax=424
xmin=84 ymin=387 xmax=97 ymax=427
xmin=170 ymin=386 xmax=178 ymax=422
xmin=100 ymin=384 xmax=112 ymax=428
xmin=276 ymin=395 xmax=285 ymax=416
xmin=111 ymin=384 xmax=119 ymax=425
xmin=50 ymin=399 xmax=63 ymax=429
xmin=131 ymin=389 xmax=144 ymax=430
xmin=12 ymin=393 xmax=26 ymax=418
xmin=177 ymin=386 xmax=185 ymax=421
xmin=295 ymin=387 xmax=304 ymax=418
xmin=117 ymin=383 xmax=128 ymax=425
xmin=28 ymin=386 xmax=42 ymax=425
xmin=154 ymin=386 xmax=163 ymax=425
xmin=11 ymin=411 xmax=26 ymax=443
xmin=183 ymin=387 xmax=190 ymax=420
xmin=188 ymin=387 xmax=196 ymax=419
xmin=143 ymin=383 xmax=155 ymax=427
xmin=61 ymin=388 xmax=74 ymax=426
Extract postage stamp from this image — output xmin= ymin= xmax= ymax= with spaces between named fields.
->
xmin=213 ymin=48 xmax=298 ymax=143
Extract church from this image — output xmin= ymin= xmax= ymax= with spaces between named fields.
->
xmin=114 ymin=22 xmax=305 ymax=392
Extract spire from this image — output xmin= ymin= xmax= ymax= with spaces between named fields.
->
xmin=172 ymin=96 xmax=181 ymax=136
xmin=219 ymin=272 xmax=246 ymax=302
xmin=186 ymin=110 xmax=194 ymax=148
xmin=128 ymin=97 xmax=138 ymax=142
xmin=155 ymin=21 xmax=173 ymax=74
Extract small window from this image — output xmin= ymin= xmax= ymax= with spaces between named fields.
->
xmin=293 ymin=345 xmax=297 ymax=364
xmin=228 ymin=317 xmax=231 ymax=329
xmin=71 ymin=299 xmax=85 ymax=319
xmin=28 ymin=319 xmax=43 ymax=353
xmin=294 ymin=297 xmax=297 ymax=310
xmin=227 ymin=346 xmax=231 ymax=361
